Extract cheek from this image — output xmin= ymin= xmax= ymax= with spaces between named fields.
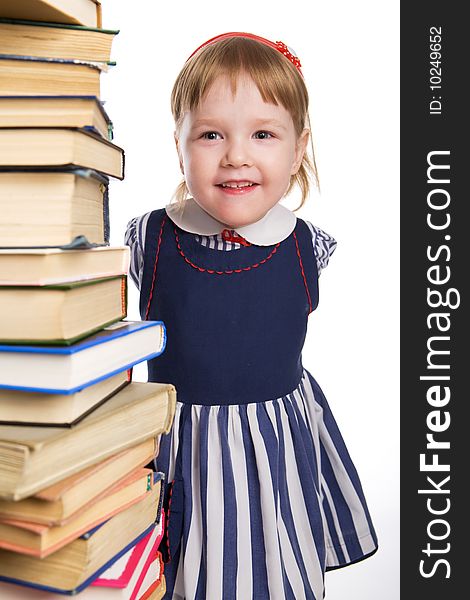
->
xmin=183 ymin=146 xmax=205 ymax=171
xmin=264 ymin=148 xmax=296 ymax=181
xmin=183 ymin=153 xmax=213 ymax=196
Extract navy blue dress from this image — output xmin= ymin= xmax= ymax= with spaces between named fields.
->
xmin=128 ymin=209 xmax=378 ymax=600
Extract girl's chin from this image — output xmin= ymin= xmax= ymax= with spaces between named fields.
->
xmin=194 ymin=198 xmax=267 ymax=229
xmin=214 ymin=211 xmax=261 ymax=229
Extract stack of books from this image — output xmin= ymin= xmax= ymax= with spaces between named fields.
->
xmin=0 ymin=2 xmax=173 ymax=598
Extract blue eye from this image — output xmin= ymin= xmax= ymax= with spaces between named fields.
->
xmin=253 ymin=131 xmax=273 ymax=140
xmin=202 ymin=131 xmax=221 ymax=140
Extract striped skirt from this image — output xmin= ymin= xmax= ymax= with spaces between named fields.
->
xmin=155 ymin=370 xmax=378 ymax=600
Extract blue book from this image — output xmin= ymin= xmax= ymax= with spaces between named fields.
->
xmin=0 ymin=477 xmax=163 ymax=595
xmin=0 ymin=320 xmax=166 ymax=394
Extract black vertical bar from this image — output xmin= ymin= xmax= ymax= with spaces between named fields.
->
xmin=401 ymin=3 xmax=466 ymax=598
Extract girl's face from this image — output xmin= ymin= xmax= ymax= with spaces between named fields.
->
xmin=176 ymin=75 xmax=309 ymax=229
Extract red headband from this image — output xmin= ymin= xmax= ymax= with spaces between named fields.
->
xmin=187 ymin=32 xmax=303 ymax=76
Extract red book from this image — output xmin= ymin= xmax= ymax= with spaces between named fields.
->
xmin=0 ymin=511 xmax=165 ymax=599
xmin=89 ymin=518 xmax=165 ymax=600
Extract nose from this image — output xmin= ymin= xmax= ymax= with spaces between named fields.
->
xmin=222 ymin=138 xmax=253 ymax=168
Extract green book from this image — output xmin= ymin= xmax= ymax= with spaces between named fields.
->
xmin=0 ymin=17 xmax=118 ymax=64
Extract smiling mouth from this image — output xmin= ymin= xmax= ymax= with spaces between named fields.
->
xmin=218 ymin=181 xmax=257 ymax=189
xmin=216 ymin=181 xmax=259 ymax=196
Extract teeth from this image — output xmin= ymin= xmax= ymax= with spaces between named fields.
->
xmin=221 ymin=182 xmax=254 ymax=188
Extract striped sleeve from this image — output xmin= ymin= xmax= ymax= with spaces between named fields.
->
xmin=124 ymin=211 xmax=152 ymax=291
xmin=305 ymin=221 xmax=337 ymax=276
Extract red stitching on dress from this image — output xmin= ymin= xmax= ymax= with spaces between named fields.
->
xmin=175 ymin=226 xmax=280 ymax=274
xmin=165 ymin=481 xmax=174 ymax=563
xmin=293 ymin=231 xmax=313 ymax=313
xmin=144 ymin=215 xmax=167 ymax=320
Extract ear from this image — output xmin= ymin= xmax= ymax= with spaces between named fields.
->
xmin=174 ymin=131 xmax=184 ymax=174
xmin=291 ymin=128 xmax=310 ymax=175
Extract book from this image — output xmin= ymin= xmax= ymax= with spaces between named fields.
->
xmin=0 ymin=369 xmax=129 ymax=427
xmin=0 ymin=96 xmax=112 ymax=140
xmin=131 ymin=553 xmax=164 ymax=600
xmin=140 ymin=572 xmax=166 ymax=600
xmin=0 ymin=55 xmax=102 ymax=96
xmin=0 ymin=169 xmax=111 ymax=247
xmin=0 ymin=128 xmax=124 ymax=179
xmin=0 ymin=320 xmax=166 ymax=393
xmin=87 ymin=526 xmax=165 ymax=599
xmin=0 ymin=560 xmax=165 ymax=600
xmin=0 ymin=438 xmax=156 ymax=522
xmin=0 ymin=246 xmax=130 ymax=286
xmin=0 ymin=380 xmax=175 ymax=500
xmin=0 ymin=483 xmax=162 ymax=594
xmin=0 ymin=275 xmax=127 ymax=344
xmin=0 ymin=0 xmax=103 ymax=28
xmin=92 ymin=520 xmax=164 ymax=588
xmin=0 ymin=468 xmax=159 ymax=557
xmin=0 ymin=19 xmax=117 ymax=63
xmin=0 ymin=522 xmax=165 ymax=599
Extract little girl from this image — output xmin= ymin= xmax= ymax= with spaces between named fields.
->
xmin=126 ymin=32 xmax=378 ymax=600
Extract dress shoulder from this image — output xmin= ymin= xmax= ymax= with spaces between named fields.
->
xmin=124 ymin=211 xmax=153 ymax=291
xmin=304 ymin=221 xmax=337 ymax=276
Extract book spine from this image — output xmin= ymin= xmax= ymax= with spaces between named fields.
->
xmin=162 ymin=387 xmax=177 ymax=434
xmin=103 ymin=180 xmax=110 ymax=242
xmin=95 ymin=1 xmax=103 ymax=29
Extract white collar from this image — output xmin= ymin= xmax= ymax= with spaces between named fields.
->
xmin=165 ymin=198 xmax=296 ymax=246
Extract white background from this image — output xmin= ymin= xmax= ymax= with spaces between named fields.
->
xmin=102 ymin=1 xmax=399 ymax=598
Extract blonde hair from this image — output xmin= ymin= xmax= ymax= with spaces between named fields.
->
xmin=171 ymin=36 xmax=319 ymax=209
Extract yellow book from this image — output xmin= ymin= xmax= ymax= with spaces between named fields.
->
xmin=0 ymin=380 xmax=175 ymax=500
xmin=0 ymin=128 xmax=124 ymax=179
xmin=0 ymin=55 xmax=102 ymax=96
xmin=0 ymin=438 xmax=155 ymax=523
xmin=0 ymin=169 xmax=112 ymax=247
xmin=0 ymin=370 xmax=130 ymax=427
xmin=0 ymin=486 xmax=162 ymax=594
xmin=0 ymin=0 xmax=102 ymax=28
xmin=0 ymin=246 xmax=130 ymax=286
xmin=0 ymin=275 xmax=127 ymax=344
xmin=0 ymin=19 xmax=117 ymax=63
xmin=0 ymin=96 xmax=112 ymax=140
xmin=0 ymin=468 xmax=159 ymax=557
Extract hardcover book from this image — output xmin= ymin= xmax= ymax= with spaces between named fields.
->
xmin=0 ymin=127 xmax=124 ymax=179
xmin=0 ymin=320 xmax=166 ymax=393
xmin=0 ymin=245 xmax=130 ymax=287
xmin=0 ymin=19 xmax=117 ymax=63
xmin=0 ymin=484 xmax=162 ymax=594
xmin=0 ymin=275 xmax=127 ymax=344
xmin=0 ymin=370 xmax=129 ymax=427
xmin=0 ymin=438 xmax=156 ymax=523
xmin=130 ymin=554 xmax=164 ymax=600
xmin=0 ymin=0 xmax=103 ymax=28
xmin=92 ymin=518 xmax=164 ymax=589
xmin=0 ymin=96 xmax=113 ymax=140
xmin=0 ymin=381 xmax=175 ymax=499
xmin=0 ymin=469 xmax=159 ymax=558
xmin=0 ymin=169 xmax=111 ymax=247
xmin=0 ymin=541 xmax=164 ymax=600
xmin=140 ymin=572 xmax=166 ymax=600
xmin=0 ymin=55 xmax=103 ymax=96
